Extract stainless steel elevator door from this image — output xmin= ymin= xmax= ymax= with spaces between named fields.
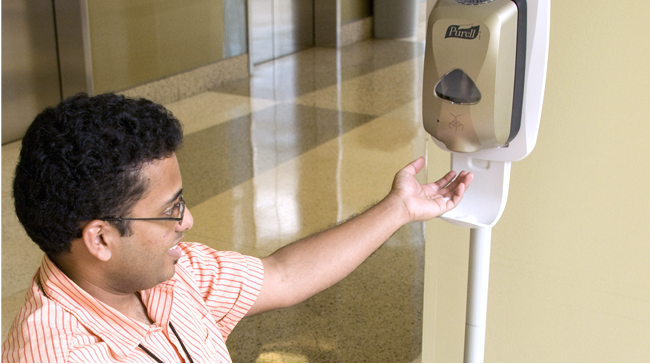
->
xmin=250 ymin=0 xmax=314 ymax=65
xmin=2 ymin=0 xmax=62 ymax=144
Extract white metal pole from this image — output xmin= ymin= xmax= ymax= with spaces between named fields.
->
xmin=464 ymin=227 xmax=492 ymax=363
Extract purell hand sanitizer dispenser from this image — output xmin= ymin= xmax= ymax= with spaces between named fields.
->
xmin=422 ymin=0 xmax=550 ymax=362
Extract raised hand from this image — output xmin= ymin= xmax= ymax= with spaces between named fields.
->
xmin=389 ymin=157 xmax=473 ymax=222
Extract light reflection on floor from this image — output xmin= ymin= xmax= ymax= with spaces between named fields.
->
xmin=176 ymin=38 xmax=430 ymax=362
xmin=2 ymin=7 xmax=432 ymax=361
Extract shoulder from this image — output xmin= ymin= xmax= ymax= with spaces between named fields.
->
xmin=2 ymin=281 xmax=80 ymax=363
xmin=175 ymin=242 xmax=264 ymax=283
xmin=172 ymin=243 xmax=264 ymax=325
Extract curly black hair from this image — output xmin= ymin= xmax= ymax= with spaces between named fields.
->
xmin=13 ymin=93 xmax=183 ymax=256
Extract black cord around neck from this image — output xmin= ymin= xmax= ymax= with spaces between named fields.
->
xmin=169 ymin=322 xmax=194 ymax=363
xmin=138 ymin=321 xmax=194 ymax=363
xmin=138 ymin=344 xmax=163 ymax=363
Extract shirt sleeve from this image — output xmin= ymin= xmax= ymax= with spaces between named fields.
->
xmin=177 ymin=243 xmax=264 ymax=339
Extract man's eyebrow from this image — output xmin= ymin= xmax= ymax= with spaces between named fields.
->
xmin=164 ymin=189 xmax=183 ymax=205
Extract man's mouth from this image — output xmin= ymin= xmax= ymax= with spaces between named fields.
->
xmin=168 ymin=236 xmax=183 ymax=260
xmin=168 ymin=244 xmax=182 ymax=260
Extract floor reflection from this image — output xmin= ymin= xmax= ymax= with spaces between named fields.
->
xmin=212 ymin=40 xmax=424 ymax=102
xmin=1 ymin=34 xmax=429 ymax=362
xmin=205 ymin=38 xmax=429 ymax=362
xmin=227 ymin=223 xmax=425 ymax=363
xmin=176 ymin=104 xmax=375 ymax=208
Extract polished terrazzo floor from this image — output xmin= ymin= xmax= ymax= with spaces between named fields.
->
xmin=2 ymin=12 xmax=433 ymax=363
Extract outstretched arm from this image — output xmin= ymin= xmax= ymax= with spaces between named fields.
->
xmin=247 ymin=157 xmax=473 ymax=316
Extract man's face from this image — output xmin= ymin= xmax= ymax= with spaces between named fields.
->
xmin=105 ymin=153 xmax=193 ymax=293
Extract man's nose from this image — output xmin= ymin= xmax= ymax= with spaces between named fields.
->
xmin=178 ymin=206 xmax=194 ymax=231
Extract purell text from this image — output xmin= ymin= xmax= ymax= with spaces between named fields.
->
xmin=445 ymin=25 xmax=480 ymax=40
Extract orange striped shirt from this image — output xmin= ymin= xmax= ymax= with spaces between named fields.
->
xmin=2 ymin=243 xmax=264 ymax=362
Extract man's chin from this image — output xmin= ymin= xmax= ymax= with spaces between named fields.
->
xmin=160 ymin=265 xmax=177 ymax=283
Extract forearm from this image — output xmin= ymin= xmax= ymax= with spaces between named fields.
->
xmin=248 ymin=193 xmax=409 ymax=315
xmin=245 ymin=158 xmax=472 ymax=316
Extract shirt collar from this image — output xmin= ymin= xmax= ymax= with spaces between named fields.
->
xmin=38 ymin=255 xmax=174 ymax=360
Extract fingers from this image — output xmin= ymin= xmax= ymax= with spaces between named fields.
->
xmin=443 ymin=172 xmax=473 ymax=206
xmin=400 ymin=157 xmax=425 ymax=177
xmin=400 ymin=158 xmax=474 ymax=193
xmin=395 ymin=159 xmax=473 ymax=213
xmin=435 ymin=174 xmax=470 ymax=212
xmin=431 ymin=170 xmax=458 ymax=190
xmin=426 ymin=170 xmax=473 ymax=203
xmin=443 ymin=170 xmax=472 ymax=193
xmin=428 ymin=170 xmax=469 ymax=192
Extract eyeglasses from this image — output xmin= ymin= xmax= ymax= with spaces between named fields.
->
xmin=102 ymin=196 xmax=185 ymax=225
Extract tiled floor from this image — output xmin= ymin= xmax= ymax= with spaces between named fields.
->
xmin=2 ymin=9 xmax=432 ymax=363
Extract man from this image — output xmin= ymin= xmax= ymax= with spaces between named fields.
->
xmin=2 ymin=93 xmax=473 ymax=362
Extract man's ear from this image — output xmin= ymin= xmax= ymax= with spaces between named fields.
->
xmin=81 ymin=220 xmax=117 ymax=262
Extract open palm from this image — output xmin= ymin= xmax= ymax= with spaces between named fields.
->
xmin=390 ymin=157 xmax=473 ymax=222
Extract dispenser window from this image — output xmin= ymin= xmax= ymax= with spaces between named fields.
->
xmin=434 ymin=69 xmax=482 ymax=104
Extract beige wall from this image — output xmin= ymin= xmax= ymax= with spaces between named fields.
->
xmin=423 ymin=1 xmax=650 ymax=362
